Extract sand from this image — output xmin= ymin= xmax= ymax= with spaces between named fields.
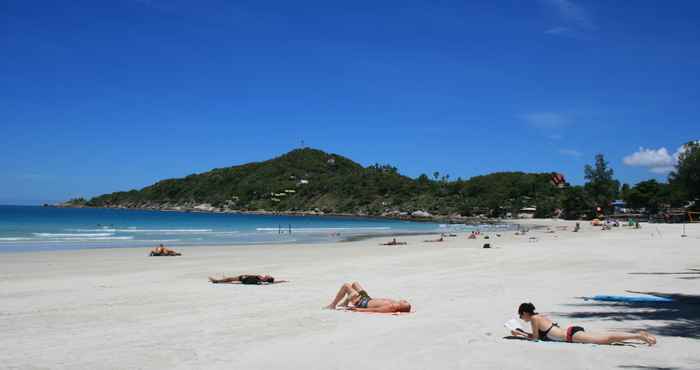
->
xmin=1 ymin=219 xmax=699 ymax=369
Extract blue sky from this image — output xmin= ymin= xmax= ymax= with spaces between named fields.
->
xmin=1 ymin=0 xmax=699 ymax=205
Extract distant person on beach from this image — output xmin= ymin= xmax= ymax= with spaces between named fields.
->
xmin=515 ymin=303 xmax=656 ymax=345
xmin=325 ymin=281 xmax=411 ymax=313
xmin=208 ymin=274 xmax=287 ymax=285
xmin=149 ymin=244 xmax=181 ymax=256
xmin=424 ymin=234 xmax=445 ymax=242
xmin=381 ymin=238 xmax=407 ymax=246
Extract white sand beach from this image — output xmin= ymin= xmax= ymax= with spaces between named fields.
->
xmin=1 ymin=220 xmax=699 ymax=370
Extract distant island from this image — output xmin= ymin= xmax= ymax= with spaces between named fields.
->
xmin=60 ymin=145 xmax=699 ymax=222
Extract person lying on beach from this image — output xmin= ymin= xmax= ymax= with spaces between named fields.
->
xmin=516 ymin=302 xmax=656 ymax=345
xmin=149 ymin=244 xmax=181 ymax=256
xmin=208 ymin=274 xmax=287 ymax=285
xmin=324 ymin=281 xmax=411 ymax=313
xmin=380 ymin=238 xmax=407 ymax=246
xmin=424 ymin=235 xmax=445 ymax=242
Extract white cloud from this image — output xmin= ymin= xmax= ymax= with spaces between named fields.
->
xmin=649 ymin=166 xmax=676 ymax=174
xmin=520 ymin=112 xmax=570 ymax=129
xmin=559 ymin=149 xmax=582 ymax=158
xmin=623 ymin=147 xmax=674 ymax=168
xmin=622 ymin=143 xmax=699 ymax=174
xmin=541 ymin=0 xmax=596 ymax=36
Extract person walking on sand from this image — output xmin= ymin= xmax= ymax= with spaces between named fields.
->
xmin=324 ymin=281 xmax=411 ymax=313
xmin=515 ymin=303 xmax=656 ymax=345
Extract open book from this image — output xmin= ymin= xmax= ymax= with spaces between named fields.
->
xmin=504 ymin=318 xmax=531 ymax=335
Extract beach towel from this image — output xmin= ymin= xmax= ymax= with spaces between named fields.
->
xmin=337 ymin=307 xmax=411 ymax=316
xmin=586 ymin=295 xmax=673 ymax=303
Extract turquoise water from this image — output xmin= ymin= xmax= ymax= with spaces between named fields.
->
xmin=0 ymin=205 xmax=474 ymax=252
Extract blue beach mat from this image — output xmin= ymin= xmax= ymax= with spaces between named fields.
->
xmin=586 ymin=295 xmax=673 ymax=303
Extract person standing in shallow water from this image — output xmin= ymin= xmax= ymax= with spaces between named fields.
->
xmin=516 ymin=303 xmax=656 ymax=345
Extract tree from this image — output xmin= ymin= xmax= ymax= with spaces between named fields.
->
xmin=562 ymin=186 xmax=591 ymax=220
xmin=669 ymin=141 xmax=700 ymax=204
xmin=584 ymin=154 xmax=620 ymax=213
xmin=624 ymin=179 xmax=669 ymax=214
xmin=620 ymin=183 xmax=631 ymax=200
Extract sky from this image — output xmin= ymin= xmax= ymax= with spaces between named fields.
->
xmin=1 ymin=0 xmax=699 ymax=205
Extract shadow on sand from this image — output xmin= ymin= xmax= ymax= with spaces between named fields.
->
xmin=560 ymin=291 xmax=700 ymax=339
xmin=628 ymin=269 xmax=700 ymax=280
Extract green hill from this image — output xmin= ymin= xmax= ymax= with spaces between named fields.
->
xmin=81 ymin=148 xmax=562 ymax=217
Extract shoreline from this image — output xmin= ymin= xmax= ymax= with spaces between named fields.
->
xmin=0 ymin=204 xmax=526 ymax=254
xmin=48 ymin=203 xmax=505 ymax=224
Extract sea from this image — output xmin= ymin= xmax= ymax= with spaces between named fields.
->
xmin=0 ymin=205 xmax=509 ymax=252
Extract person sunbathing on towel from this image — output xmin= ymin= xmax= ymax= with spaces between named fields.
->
xmin=149 ymin=244 xmax=181 ymax=256
xmin=380 ymin=238 xmax=407 ymax=246
xmin=208 ymin=274 xmax=287 ymax=285
xmin=324 ymin=281 xmax=411 ymax=313
xmin=516 ymin=302 xmax=656 ymax=345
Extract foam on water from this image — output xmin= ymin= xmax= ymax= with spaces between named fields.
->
xmin=34 ymin=232 xmax=115 ymax=237
xmin=117 ymin=228 xmax=214 ymax=233
xmin=51 ymin=236 xmax=135 ymax=241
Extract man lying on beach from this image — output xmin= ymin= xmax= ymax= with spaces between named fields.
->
xmin=324 ymin=281 xmax=411 ymax=313
xmin=208 ymin=274 xmax=287 ymax=285
xmin=149 ymin=244 xmax=181 ymax=256
xmin=516 ymin=302 xmax=656 ymax=345
xmin=380 ymin=238 xmax=407 ymax=246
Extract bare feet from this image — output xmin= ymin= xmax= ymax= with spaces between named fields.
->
xmin=324 ymin=304 xmax=336 ymax=310
xmin=640 ymin=331 xmax=657 ymax=346
xmin=208 ymin=277 xmax=218 ymax=283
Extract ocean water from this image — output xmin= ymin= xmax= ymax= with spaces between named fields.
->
xmin=0 ymin=205 xmax=497 ymax=252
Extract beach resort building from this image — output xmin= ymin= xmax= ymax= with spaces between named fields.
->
xmin=517 ymin=207 xmax=537 ymax=219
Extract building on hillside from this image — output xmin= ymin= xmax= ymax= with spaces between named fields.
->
xmin=518 ymin=207 xmax=537 ymax=219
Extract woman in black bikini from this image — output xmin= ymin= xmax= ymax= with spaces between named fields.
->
xmin=517 ymin=303 xmax=656 ymax=345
